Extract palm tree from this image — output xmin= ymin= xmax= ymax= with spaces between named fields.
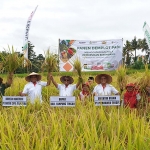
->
xmin=131 ymin=36 xmax=140 ymax=62
xmin=123 ymin=40 xmax=132 ymax=66
xmin=140 ymin=38 xmax=149 ymax=53
xmin=140 ymin=38 xmax=150 ymax=63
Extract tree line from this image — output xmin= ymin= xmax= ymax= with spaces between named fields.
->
xmin=123 ymin=37 xmax=150 ymax=68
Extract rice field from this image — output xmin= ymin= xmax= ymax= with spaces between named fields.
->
xmin=0 ymin=72 xmax=150 ymax=150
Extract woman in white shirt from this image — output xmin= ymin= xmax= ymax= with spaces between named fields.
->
xmin=93 ymin=74 xmax=119 ymax=96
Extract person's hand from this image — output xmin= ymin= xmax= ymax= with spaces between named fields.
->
xmin=115 ymin=92 xmax=120 ymax=95
xmin=78 ymin=76 xmax=83 ymax=83
xmin=49 ymin=75 xmax=54 ymax=81
xmin=136 ymin=93 xmax=141 ymax=101
xmin=19 ymin=91 xmax=22 ymax=96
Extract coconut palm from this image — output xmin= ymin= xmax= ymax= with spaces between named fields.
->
xmin=131 ymin=36 xmax=141 ymax=62
xmin=123 ymin=40 xmax=133 ymax=66
xmin=140 ymin=39 xmax=150 ymax=63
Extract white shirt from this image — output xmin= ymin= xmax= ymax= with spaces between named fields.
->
xmin=93 ymin=84 xmax=119 ymax=96
xmin=22 ymin=81 xmax=47 ymax=103
xmin=57 ymin=84 xmax=76 ymax=96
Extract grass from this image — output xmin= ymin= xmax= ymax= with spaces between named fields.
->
xmin=0 ymin=71 xmax=150 ymax=149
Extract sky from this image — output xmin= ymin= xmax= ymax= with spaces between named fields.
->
xmin=0 ymin=0 xmax=150 ymax=56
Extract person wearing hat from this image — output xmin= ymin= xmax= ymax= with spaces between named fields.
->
xmin=79 ymin=83 xmax=90 ymax=101
xmin=20 ymin=72 xmax=51 ymax=103
xmin=0 ymin=73 xmax=13 ymax=96
xmin=124 ymin=83 xmax=141 ymax=108
xmin=93 ymin=74 xmax=119 ymax=96
xmin=50 ymin=75 xmax=81 ymax=96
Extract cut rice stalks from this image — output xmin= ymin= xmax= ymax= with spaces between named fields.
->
xmin=72 ymin=57 xmax=83 ymax=83
xmin=1 ymin=45 xmax=29 ymax=73
xmin=41 ymin=49 xmax=58 ymax=73
xmin=116 ymin=65 xmax=127 ymax=95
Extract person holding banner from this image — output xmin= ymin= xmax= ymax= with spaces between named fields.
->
xmin=0 ymin=73 xmax=13 ymax=96
xmin=93 ymin=74 xmax=119 ymax=96
xmin=19 ymin=72 xmax=51 ymax=103
xmin=50 ymin=75 xmax=81 ymax=96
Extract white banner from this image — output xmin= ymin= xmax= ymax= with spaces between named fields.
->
xmin=94 ymin=95 xmax=120 ymax=106
xmin=2 ymin=96 xmax=27 ymax=106
xmin=59 ymin=39 xmax=123 ymax=71
xmin=50 ymin=96 xmax=75 ymax=107
xmin=143 ymin=22 xmax=150 ymax=48
xmin=22 ymin=6 xmax=38 ymax=61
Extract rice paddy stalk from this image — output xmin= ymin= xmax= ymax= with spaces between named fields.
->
xmin=1 ymin=45 xmax=30 ymax=73
xmin=41 ymin=49 xmax=58 ymax=73
xmin=72 ymin=56 xmax=84 ymax=84
xmin=116 ymin=65 xmax=127 ymax=96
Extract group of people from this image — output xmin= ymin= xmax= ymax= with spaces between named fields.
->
xmin=1 ymin=72 xmax=150 ymax=108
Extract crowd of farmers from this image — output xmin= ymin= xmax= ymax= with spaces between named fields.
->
xmin=1 ymin=71 xmax=150 ymax=109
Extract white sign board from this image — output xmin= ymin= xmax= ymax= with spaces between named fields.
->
xmin=59 ymin=39 xmax=123 ymax=71
xmin=143 ymin=22 xmax=150 ymax=49
xmin=50 ymin=96 xmax=75 ymax=107
xmin=2 ymin=96 xmax=27 ymax=106
xmin=94 ymin=95 xmax=120 ymax=106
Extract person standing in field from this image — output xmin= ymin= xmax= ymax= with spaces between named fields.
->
xmin=79 ymin=83 xmax=90 ymax=101
xmin=85 ymin=76 xmax=95 ymax=93
xmin=86 ymin=76 xmax=94 ymax=86
xmin=124 ymin=83 xmax=141 ymax=108
xmin=19 ymin=72 xmax=51 ymax=103
xmin=93 ymin=74 xmax=119 ymax=96
xmin=0 ymin=73 xmax=13 ymax=96
xmin=50 ymin=75 xmax=81 ymax=96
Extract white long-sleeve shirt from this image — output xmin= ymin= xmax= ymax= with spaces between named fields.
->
xmin=22 ymin=81 xmax=47 ymax=103
xmin=93 ymin=84 xmax=118 ymax=96
xmin=57 ymin=84 xmax=76 ymax=96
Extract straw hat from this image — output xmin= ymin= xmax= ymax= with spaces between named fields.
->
xmin=25 ymin=72 xmax=41 ymax=82
xmin=95 ymin=74 xmax=112 ymax=84
xmin=60 ymin=76 xmax=74 ymax=84
xmin=126 ymin=83 xmax=135 ymax=89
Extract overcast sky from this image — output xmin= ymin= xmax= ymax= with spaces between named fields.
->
xmin=0 ymin=0 xmax=150 ymax=56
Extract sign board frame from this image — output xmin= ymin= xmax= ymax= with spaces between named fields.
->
xmin=94 ymin=95 xmax=120 ymax=106
xmin=50 ymin=96 xmax=75 ymax=107
xmin=2 ymin=96 xmax=27 ymax=106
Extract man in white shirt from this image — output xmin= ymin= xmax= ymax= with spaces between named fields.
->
xmin=20 ymin=72 xmax=51 ymax=103
xmin=93 ymin=74 xmax=119 ymax=96
xmin=50 ymin=75 xmax=81 ymax=96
